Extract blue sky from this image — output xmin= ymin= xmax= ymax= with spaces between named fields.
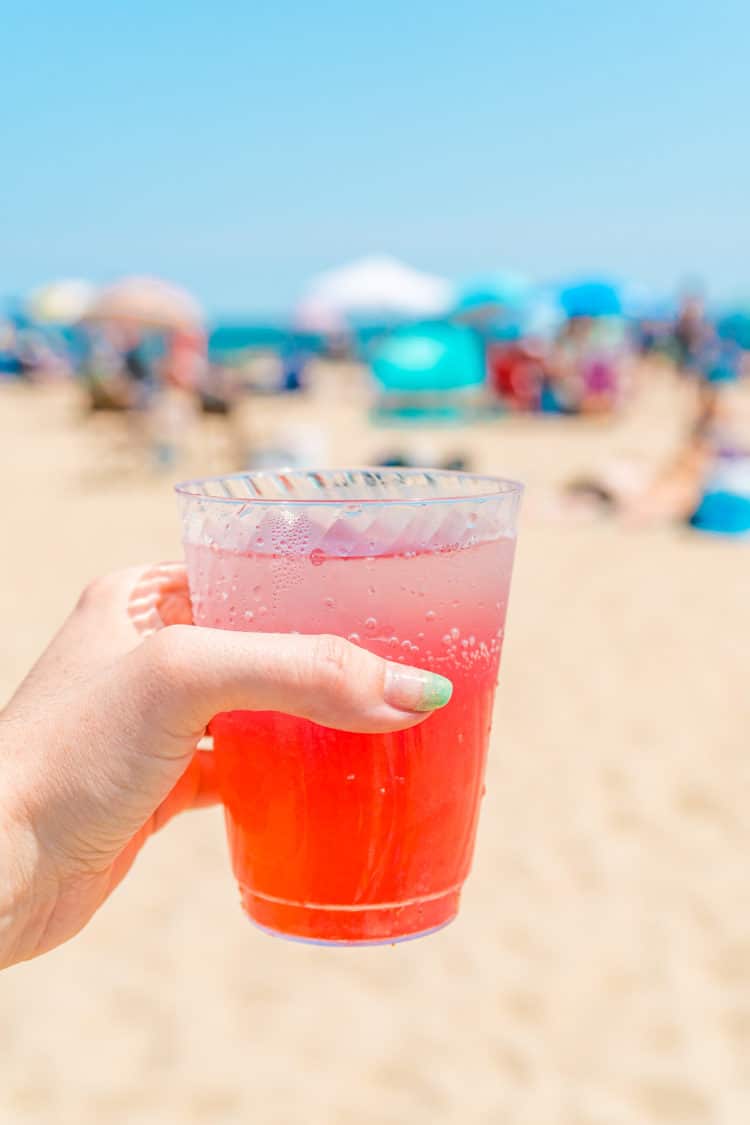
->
xmin=1 ymin=1 xmax=748 ymax=316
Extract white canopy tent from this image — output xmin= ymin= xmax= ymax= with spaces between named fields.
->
xmin=297 ymin=255 xmax=452 ymax=323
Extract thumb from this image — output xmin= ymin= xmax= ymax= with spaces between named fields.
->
xmin=132 ymin=626 xmax=453 ymax=756
xmin=30 ymin=630 xmax=453 ymax=878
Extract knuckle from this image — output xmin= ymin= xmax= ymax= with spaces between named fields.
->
xmin=310 ymin=634 xmax=353 ymax=693
xmin=143 ymin=624 xmax=194 ymax=681
xmin=75 ymin=572 xmax=120 ymax=611
xmin=132 ymin=625 xmax=201 ymax=738
xmin=74 ymin=567 xmax=142 ymax=613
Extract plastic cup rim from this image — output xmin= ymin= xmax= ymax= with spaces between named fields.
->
xmin=174 ymin=466 xmax=524 ymax=508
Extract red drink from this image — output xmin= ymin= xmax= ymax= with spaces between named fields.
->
xmin=178 ymin=469 xmax=521 ymax=944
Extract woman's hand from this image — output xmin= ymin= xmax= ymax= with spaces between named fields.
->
xmin=0 ymin=564 xmax=451 ymax=969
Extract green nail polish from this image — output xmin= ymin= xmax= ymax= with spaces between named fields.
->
xmin=384 ymin=666 xmax=454 ymax=713
xmin=415 ymin=672 xmax=453 ymax=712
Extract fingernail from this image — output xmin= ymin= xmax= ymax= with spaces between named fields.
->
xmin=384 ymin=666 xmax=453 ymax=712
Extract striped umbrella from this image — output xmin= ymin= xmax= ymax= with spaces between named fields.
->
xmin=83 ymin=276 xmax=203 ymax=332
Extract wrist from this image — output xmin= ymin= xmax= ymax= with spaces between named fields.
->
xmin=0 ymin=782 xmax=50 ymax=970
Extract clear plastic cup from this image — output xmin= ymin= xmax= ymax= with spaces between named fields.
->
xmin=176 ymin=468 xmax=522 ymax=944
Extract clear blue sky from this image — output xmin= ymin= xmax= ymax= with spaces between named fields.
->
xmin=1 ymin=1 xmax=748 ymax=316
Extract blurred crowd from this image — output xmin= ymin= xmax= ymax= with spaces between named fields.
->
xmin=1 ymin=268 xmax=749 ymax=537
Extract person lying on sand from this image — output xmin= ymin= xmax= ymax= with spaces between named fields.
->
xmin=0 ymin=565 xmax=451 ymax=971
xmin=562 ymin=376 xmax=750 ymax=534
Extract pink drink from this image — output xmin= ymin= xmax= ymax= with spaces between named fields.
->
xmin=178 ymin=469 xmax=521 ymax=944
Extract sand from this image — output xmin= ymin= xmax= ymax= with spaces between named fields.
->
xmin=1 ymin=367 xmax=749 ymax=1125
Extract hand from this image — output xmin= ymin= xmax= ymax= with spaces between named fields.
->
xmin=0 ymin=564 xmax=451 ymax=969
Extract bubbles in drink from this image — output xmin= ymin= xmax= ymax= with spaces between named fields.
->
xmin=185 ymin=534 xmax=515 ymax=734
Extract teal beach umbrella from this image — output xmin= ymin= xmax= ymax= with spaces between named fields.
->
xmin=370 ymin=324 xmax=485 ymax=393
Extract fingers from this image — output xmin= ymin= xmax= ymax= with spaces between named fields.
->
xmin=72 ymin=563 xmax=192 ymax=638
xmin=21 ymin=564 xmax=190 ymax=692
xmin=125 ymin=563 xmax=193 ymax=635
xmin=150 ymin=750 xmax=219 ymax=830
xmin=131 ymin=626 xmax=453 ymax=753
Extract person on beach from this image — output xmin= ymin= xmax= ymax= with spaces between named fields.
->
xmin=562 ymin=368 xmax=750 ymax=532
xmin=546 ymin=315 xmax=628 ymax=415
xmin=146 ymin=328 xmax=206 ymax=468
xmin=0 ymin=565 xmax=451 ymax=971
xmin=672 ymin=290 xmax=712 ymax=375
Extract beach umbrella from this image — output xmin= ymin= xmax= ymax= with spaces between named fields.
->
xmin=301 ymin=256 xmax=451 ymax=321
xmin=453 ymin=272 xmax=531 ymax=319
xmin=717 ymin=308 xmax=750 ymax=351
xmin=559 ymin=279 xmax=622 ymax=318
xmin=83 ymin=276 xmax=204 ymax=332
xmin=370 ymin=323 xmax=485 ymax=393
xmin=27 ymin=279 xmax=95 ymax=324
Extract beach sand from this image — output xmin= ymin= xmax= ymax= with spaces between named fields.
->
xmin=1 ymin=367 xmax=749 ymax=1124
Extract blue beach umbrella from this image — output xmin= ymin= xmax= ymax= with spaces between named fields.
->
xmin=370 ymin=323 xmax=485 ymax=393
xmin=717 ymin=308 xmax=750 ymax=351
xmin=559 ymin=279 xmax=622 ymax=318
